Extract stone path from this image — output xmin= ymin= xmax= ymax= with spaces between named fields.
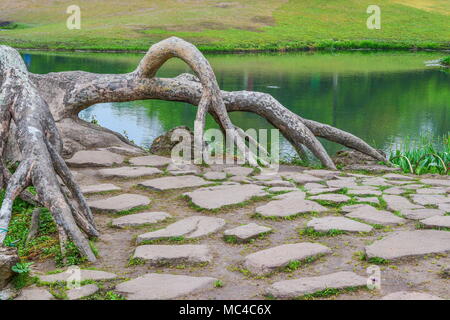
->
xmin=19 ymin=148 xmax=450 ymax=300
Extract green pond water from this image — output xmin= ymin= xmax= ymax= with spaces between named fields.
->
xmin=22 ymin=50 xmax=449 ymax=159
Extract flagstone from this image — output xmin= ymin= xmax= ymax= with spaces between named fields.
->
xmin=365 ymin=230 xmax=450 ymax=260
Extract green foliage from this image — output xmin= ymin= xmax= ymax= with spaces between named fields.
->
xmin=214 ymin=280 xmax=224 ymax=288
xmin=0 ymin=22 xmax=30 ymax=30
xmin=11 ymin=262 xmax=36 ymax=289
xmin=11 ymin=262 xmax=33 ymax=274
xmin=389 ymin=133 xmax=449 ymax=175
xmin=1 ymin=0 xmax=449 ymax=51
xmin=441 ymin=56 xmax=450 ymax=66
xmin=55 ymin=241 xmax=87 ymax=267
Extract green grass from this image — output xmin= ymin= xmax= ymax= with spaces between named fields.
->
xmin=1 ymin=0 xmax=449 ymax=52
xmin=298 ymin=227 xmax=346 ymax=238
xmin=1 ymin=191 xmax=88 ymax=267
xmin=388 ymin=133 xmax=449 ymax=175
xmin=441 ymin=56 xmax=450 ymax=66
xmin=298 ymin=286 xmax=364 ymax=300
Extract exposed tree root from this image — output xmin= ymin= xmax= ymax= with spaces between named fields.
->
xmin=0 ymin=45 xmax=97 ymax=261
xmin=1 ymin=37 xmax=386 ymax=258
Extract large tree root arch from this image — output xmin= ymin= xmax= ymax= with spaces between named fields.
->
xmin=0 ymin=37 xmax=386 ymax=260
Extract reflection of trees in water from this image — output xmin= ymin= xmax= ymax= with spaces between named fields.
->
xmin=29 ymin=52 xmax=450 ymax=156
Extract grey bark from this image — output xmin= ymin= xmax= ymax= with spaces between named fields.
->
xmin=0 ymin=37 xmax=386 ymax=259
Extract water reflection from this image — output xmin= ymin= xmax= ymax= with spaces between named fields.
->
xmin=23 ymin=50 xmax=449 ymax=158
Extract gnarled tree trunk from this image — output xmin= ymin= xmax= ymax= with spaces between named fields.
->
xmin=0 ymin=37 xmax=386 ymax=260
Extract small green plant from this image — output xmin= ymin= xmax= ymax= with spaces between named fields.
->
xmin=441 ymin=56 xmax=450 ymax=66
xmin=214 ymin=280 xmax=224 ymax=288
xmin=90 ymin=115 xmax=99 ymax=125
xmin=11 ymin=262 xmax=35 ymax=289
xmin=12 ymin=262 xmax=33 ymax=274
xmin=368 ymin=257 xmax=390 ymax=265
xmin=389 ymin=133 xmax=449 ymax=175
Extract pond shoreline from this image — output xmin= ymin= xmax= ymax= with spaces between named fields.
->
xmin=9 ymin=46 xmax=450 ymax=55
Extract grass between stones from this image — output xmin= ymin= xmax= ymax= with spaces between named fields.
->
xmin=415 ymin=222 xmax=450 ymax=232
xmin=138 ymin=236 xmax=200 ymax=245
xmin=36 ymin=277 xmax=128 ymax=300
xmin=223 ymin=231 xmax=273 ymax=244
xmin=2 ymin=191 xmax=89 ymax=269
xmin=296 ymin=285 xmax=367 ymax=300
xmin=298 ymin=227 xmax=346 ymax=239
xmin=355 ymin=251 xmax=391 ymax=265
xmin=114 ymin=205 xmax=153 ymax=216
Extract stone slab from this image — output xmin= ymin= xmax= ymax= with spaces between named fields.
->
xmin=81 ymin=183 xmax=121 ymax=194
xmin=401 ymin=208 xmax=445 ymax=220
xmin=281 ymin=173 xmax=323 ymax=184
xmin=416 ymin=187 xmax=448 ymax=195
xmin=383 ymin=174 xmax=415 ymax=181
xmin=267 ymin=271 xmax=367 ymax=298
xmin=383 ymin=187 xmax=406 ymax=195
xmin=421 ymin=179 xmax=450 ymax=187
xmin=365 ymin=230 xmax=450 ymax=260
xmin=97 ymin=166 xmax=162 ymax=178
xmin=223 ymin=166 xmax=253 ymax=176
xmin=88 ymin=194 xmax=150 ymax=213
xmin=347 ymin=189 xmax=382 ymax=196
xmin=256 ymin=198 xmax=327 ymax=218
xmin=383 ymin=195 xmax=423 ymax=212
xmin=129 ymin=155 xmax=172 ymax=167
xmin=411 ymin=194 xmax=449 ymax=206
xmin=326 ymin=179 xmax=358 ymax=188
xmin=309 ymin=194 xmax=351 ymax=204
xmin=133 ymin=244 xmax=212 ymax=265
xmin=243 ymin=243 xmax=331 ymax=275
xmin=420 ymin=215 xmax=450 ymax=228
xmin=38 ymin=269 xmax=117 ymax=283
xmin=116 ymin=273 xmax=217 ymax=300
xmin=112 ymin=212 xmax=171 ymax=228
xmin=184 ymin=184 xmax=267 ymax=210
xmin=66 ymin=150 xmax=124 ymax=168
xmin=346 ymin=206 xmax=405 ymax=226
xmin=139 ymin=175 xmax=210 ymax=191
xmin=381 ymin=291 xmax=443 ymax=300
xmin=67 ymin=284 xmax=99 ymax=300
xmin=224 ymin=223 xmax=271 ymax=241
xmin=355 ymin=197 xmax=380 ymax=205
xmin=307 ymin=217 xmax=373 ymax=233
xmin=15 ymin=287 xmax=54 ymax=300
xmin=137 ymin=216 xmax=225 ymax=243
xmin=203 ymin=171 xmax=227 ymax=180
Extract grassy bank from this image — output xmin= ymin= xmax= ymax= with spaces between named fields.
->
xmin=1 ymin=0 xmax=449 ymax=52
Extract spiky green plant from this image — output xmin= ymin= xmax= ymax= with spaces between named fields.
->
xmin=389 ymin=133 xmax=449 ymax=175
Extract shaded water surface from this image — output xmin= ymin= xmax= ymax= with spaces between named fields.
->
xmin=23 ymin=50 xmax=449 ymax=158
